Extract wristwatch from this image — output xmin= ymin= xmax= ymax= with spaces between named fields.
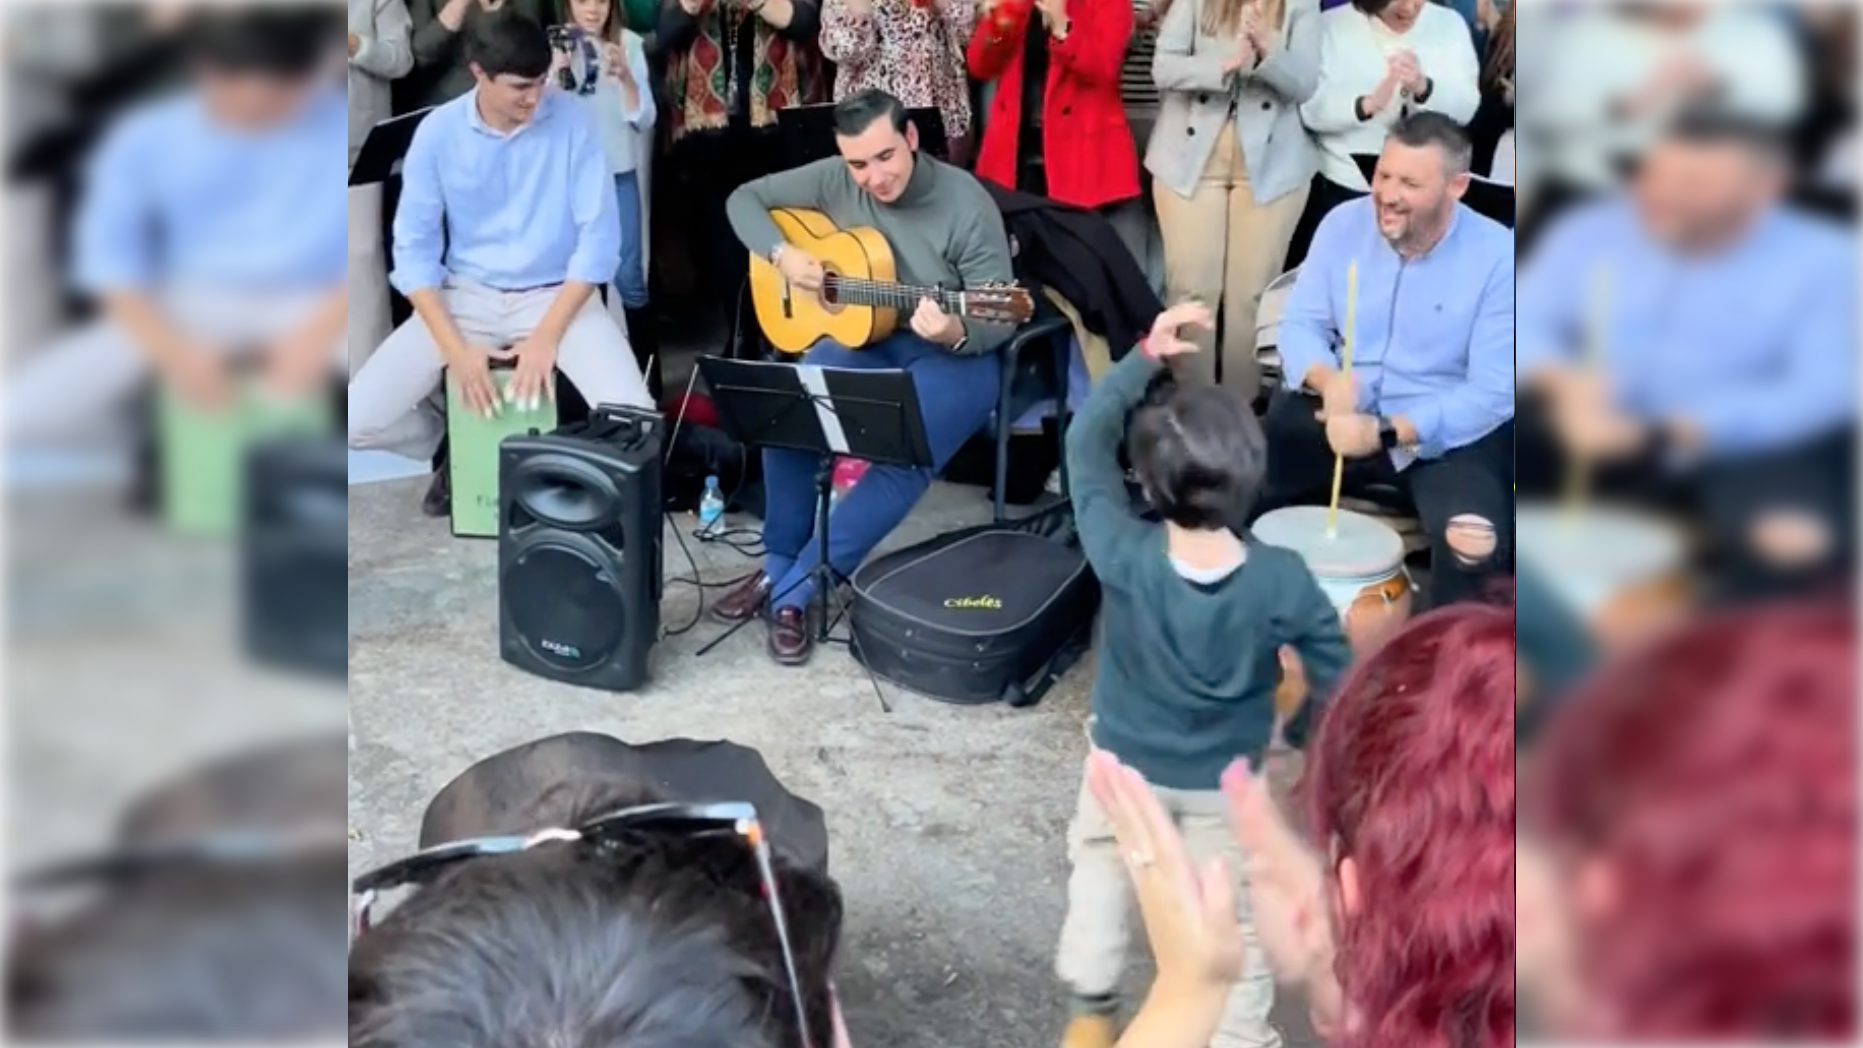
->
xmin=1378 ymin=418 xmax=1402 ymax=451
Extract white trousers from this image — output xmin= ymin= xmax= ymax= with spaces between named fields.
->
xmin=345 ymin=279 xmax=652 ymax=462
xmin=348 ymin=184 xmax=393 ymax=377
xmin=6 ymin=287 xmax=344 ymax=449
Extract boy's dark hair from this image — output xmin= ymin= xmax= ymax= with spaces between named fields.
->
xmin=833 ymin=88 xmax=909 ymax=138
xmin=1388 ymin=111 xmax=1474 ymax=176
xmin=10 ymin=855 xmax=347 ymax=1040
xmin=349 ymin=782 xmax=844 ymax=1048
xmin=1127 ymin=376 xmax=1267 ymax=532
xmin=185 ymin=6 xmax=339 ymax=79
xmin=467 ymin=11 xmax=555 ymax=81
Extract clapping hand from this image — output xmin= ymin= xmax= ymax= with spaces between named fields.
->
xmin=1221 ymin=759 xmax=1329 ymax=984
xmin=1222 ymin=32 xmax=1257 ymax=74
xmin=1363 ymin=57 xmax=1402 ymax=114
xmin=1034 ymin=0 xmax=1068 ymax=35
xmin=1087 ymin=752 xmax=1245 ymax=994
xmin=1241 ymin=4 xmax=1273 ymax=59
xmin=1390 ymin=48 xmax=1426 ymax=96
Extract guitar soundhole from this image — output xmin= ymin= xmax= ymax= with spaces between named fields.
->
xmin=818 ymin=267 xmax=845 ymax=316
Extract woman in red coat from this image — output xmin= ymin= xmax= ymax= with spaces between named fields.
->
xmin=966 ymin=0 xmax=1140 ymax=212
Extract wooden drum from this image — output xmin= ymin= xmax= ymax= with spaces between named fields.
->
xmin=1255 ymin=506 xmax=1416 ymax=718
xmin=1517 ymin=504 xmax=1691 ymax=654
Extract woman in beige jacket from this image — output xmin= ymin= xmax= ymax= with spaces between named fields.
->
xmin=1146 ymin=0 xmax=1319 ymax=396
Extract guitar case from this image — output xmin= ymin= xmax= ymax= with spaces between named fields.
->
xmin=849 ymin=504 xmax=1099 ymax=708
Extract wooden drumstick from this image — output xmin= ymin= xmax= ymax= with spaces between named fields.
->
xmin=1325 ymin=261 xmax=1358 ymax=538
xmin=1563 ymin=265 xmax=1609 ymax=521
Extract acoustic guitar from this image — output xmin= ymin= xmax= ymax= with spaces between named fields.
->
xmin=748 ymin=208 xmax=1035 ymax=355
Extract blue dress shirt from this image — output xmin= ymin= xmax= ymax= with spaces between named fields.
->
xmin=1518 ymin=198 xmax=1857 ymax=457
xmin=1278 ymin=197 xmax=1516 ymax=462
xmin=391 ymin=88 xmax=621 ymax=296
xmin=72 ymin=87 xmax=349 ymax=295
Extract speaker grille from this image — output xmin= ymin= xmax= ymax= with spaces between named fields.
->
xmin=506 ymin=543 xmax=628 ymax=670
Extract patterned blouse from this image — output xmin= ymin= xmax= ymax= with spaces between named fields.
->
xmin=819 ymin=0 xmax=977 ymax=140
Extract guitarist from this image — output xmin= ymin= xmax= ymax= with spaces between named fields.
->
xmin=717 ymin=88 xmax=1017 ymax=667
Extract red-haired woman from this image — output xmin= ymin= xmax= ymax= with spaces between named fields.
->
xmin=1519 ymin=600 xmax=1856 ymax=1039
xmin=1084 ymin=602 xmax=1516 ymax=1048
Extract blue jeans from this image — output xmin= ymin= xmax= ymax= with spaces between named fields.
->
xmin=612 ymin=170 xmax=648 ymax=309
xmin=763 ymin=333 xmax=1000 ymax=611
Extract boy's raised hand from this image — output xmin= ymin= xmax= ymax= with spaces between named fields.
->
xmin=1145 ymin=301 xmax=1214 ymax=359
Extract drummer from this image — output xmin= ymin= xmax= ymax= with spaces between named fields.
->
xmin=1518 ymin=109 xmax=1857 ymax=603
xmin=1258 ymin=112 xmax=1516 ymax=611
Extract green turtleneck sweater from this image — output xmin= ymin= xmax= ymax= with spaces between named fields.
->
xmin=725 ymin=154 xmax=1017 ymax=354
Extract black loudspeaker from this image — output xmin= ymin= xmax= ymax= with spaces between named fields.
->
xmin=498 ymin=407 xmax=664 ymax=692
xmin=242 ymin=437 xmax=348 ymax=678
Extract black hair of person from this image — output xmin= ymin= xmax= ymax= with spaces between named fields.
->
xmin=833 ymin=88 xmax=910 ymax=138
xmin=467 ymin=10 xmax=556 ymax=81
xmin=1661 ymin=104 xmax=1795 ymax=163
xmin=184 ymin=5 xmax=340 ymax=79
xmin=348 ymin=782 xmax=845 ymax=1048
xmin=10 ymin=854 xmax=347 ymax=1040
xmin=1388 ymin=110 xmax=1475 ymax=176
xmin=1128 ymin=375 xmax=1268 ymax=532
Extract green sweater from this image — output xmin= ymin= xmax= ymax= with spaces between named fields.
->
xmin=1070 ymin=350 xmax=1353 ymax=790
xmin=724 ymin=155 xmax=1017 ymax=354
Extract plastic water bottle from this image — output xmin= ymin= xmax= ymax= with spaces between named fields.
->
xmin=698 ymin=475 xmax=726 ymax=537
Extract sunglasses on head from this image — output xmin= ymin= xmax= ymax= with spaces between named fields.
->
xmin=14 ymin=824 xmax=346 ymax=891
xmin=350 ymin=801 xmax=816 ymax=1048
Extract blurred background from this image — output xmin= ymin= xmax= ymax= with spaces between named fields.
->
xmin=0 ymin=4 xmax=346 ymax=1042
xmin=0 ymin=0 xmax=1858 ymax=1042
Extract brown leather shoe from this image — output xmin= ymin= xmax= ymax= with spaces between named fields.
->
xmin=711 ymin=572 xmax=772 ymax=623
xmin=767 ymin=606 xmax=812 ymax=666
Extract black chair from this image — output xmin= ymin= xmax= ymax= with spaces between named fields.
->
xmin=989 ymin=304 xmax=1074 ymax=523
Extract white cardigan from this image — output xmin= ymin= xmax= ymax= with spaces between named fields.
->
xmin=1300 ymin=3 xmax=1480 ymax=192
xmin=1523 ymin=8 xmax=1805 ymax=191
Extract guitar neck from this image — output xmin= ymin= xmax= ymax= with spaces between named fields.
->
xmin=831 ymin=278 xmax=968 ymax=316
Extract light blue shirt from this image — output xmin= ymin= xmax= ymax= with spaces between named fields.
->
xmin=1278 ymin=198 xmax=1515 ymax=461
xmin=392 ymin=87 xmax=621 ymax=296
xmin=1519 ymin=198 xmax=1857 ymax=457
xmin=72 ymin=88 xmax=348 ymax=294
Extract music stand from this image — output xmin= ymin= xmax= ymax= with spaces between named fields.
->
xmin=693 ymin=355 xmax=933 ymax=655
xmin=349 ymin=107 xmax=434 ymax=186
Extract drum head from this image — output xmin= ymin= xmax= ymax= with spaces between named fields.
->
xmin=1253 ymin=506 xmax=1405 ymax=579
xmin=1517 ymin=504 xmax=1684 ymax=589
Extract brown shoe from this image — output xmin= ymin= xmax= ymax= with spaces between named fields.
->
xmin=1060 ymin=1015 xmax=1117 ymax=1048
xmin=711 ymin=572 xmax=773 ymax=623
xmin=767 ymin=606 xmax=812 ymax=666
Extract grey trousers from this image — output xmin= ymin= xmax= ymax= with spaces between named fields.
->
xmin=345 ymin=278 xmax=653 ymax=462
xmin=6 ymin=286 xmax=344 ymax=449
